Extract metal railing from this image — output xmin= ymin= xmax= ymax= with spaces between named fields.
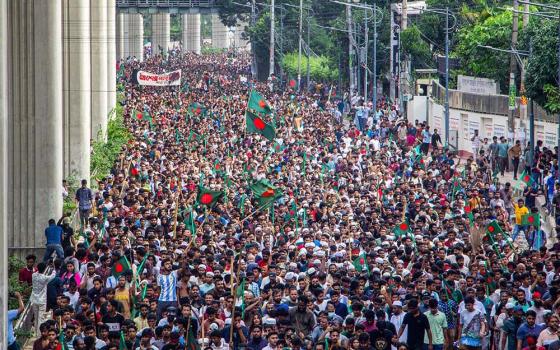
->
xmin=116 ymin=0 xmax=215 ymax=7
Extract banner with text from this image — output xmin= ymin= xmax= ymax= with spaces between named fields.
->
xmin=136 ymin=70 xmax=182 ymax=86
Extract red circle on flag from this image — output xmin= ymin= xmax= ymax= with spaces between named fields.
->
xmin=289 ymin=210 xmax=295 ymax=216
xmin=465 ymin=206 xmax=471 ymax=213
xmin=524 ymin=175 xmax=530 ymax=182
xmin=359 ymin=258 xmax=365 ymax=264
xmin=195 ymin=107 xmax=201 ymax=115
xmin=528 ymin=216 xmax=534 ymax=223
xmin=253 ymin=117 xmax=266 ymax=130
xmin=136 ymin=112 xmax=143 ymax=120
xmin=259 ymin=100 xmax=267 ymax=108
xmin=289 ymin=80 xmax=296 ymax=87
xmin=200 ymin=193 xmax=214 ymax=205
xmin=262 ymin=189 xmax=275 ymax=197
xmin=488 ymin=225 xmax=495 ymax=233
xmin=115 ymin=263 xmax=123 ymax=273
xmin=215 ymin=164 xmax=220 ymax=170
xmin=399 ymin=223 xmax=408 ymax=231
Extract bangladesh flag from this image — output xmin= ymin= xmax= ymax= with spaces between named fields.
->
xmin=519 ymin=170 xmax=533 ymax=186
xmin=451 ymin=177 xmax=462 ymax=194
xmin=521 ymin=213 xmax=540 ymax=227
xmin=464 ymin=205 xmax=474 ymax=226
xmin=287 ymin=79 xmax=298 ymax=90
xmin=486 ymin=220 xmax=504 ymax=236
xmin=111 ymin=256 xmax=132 ymax=278
xmin=55 ymin=330 xmax=68 ymax=350
xmin=134 ymin=109 xmax=151 ymax=122
xmin=187 ymin=102 xmax=206 ymax=116
xmin=248 ymin=90 xmax=272 ymax=114
xmin=186 ymin=324 xmax=201 ymax=350
xmin=249 ymin=179 xmax=283 ymax=209
xmin=393 ymin=222 xmax=409 ymax=237
xmin=353 ymin=254 xmax=369 ymax=273
xmin=196 ymin=186 xmax=225 ymax=207
xmin=246 ymin=111 xmax=276 ymax=141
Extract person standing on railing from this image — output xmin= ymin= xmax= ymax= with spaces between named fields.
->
xmin=42 ymin=218 xmax=64 ymax=262
xmin=30 ymin=262 xmax=56 ymax=337
xmin=75 ymin=179 xmax=94 ymax=229
xmin=7 ymin=291 xmax=24 ymax=350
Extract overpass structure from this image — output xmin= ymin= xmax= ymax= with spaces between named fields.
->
xmin=0 ymin=1 xmax=250 ymax=344
xmin=1 ymin=0 xmax=250 ymax=258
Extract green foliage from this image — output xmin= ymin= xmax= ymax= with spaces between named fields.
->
xmin=8 ymin=256 xmax=29 ymax=309
xmin=201 ymin=46 xmax=227 ymax=55
xmin=170 ymin=14 xmax=181 ymax=42
xmin=90 ymin=97 xmax=131 ymax=181
xmin=454 ymin=10 xmax=513 ymax=92
xmin=62 ymin=175 xmax=78 ymax=215
xmin=543 ymin=84 xmax=560 ymax=114
xmin=281 ymin=53 xmax=338 ymax=82
xmin=401 ymin=26 xmax=434 ymax=69
xmin=523 ymin=19 xmax=559 ymax=112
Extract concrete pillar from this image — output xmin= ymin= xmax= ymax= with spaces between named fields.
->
xmin=128 ymin=13 xmax=143 ymax=61
xmin=116 ymin=12 xmax=125 ymax=61
xmin=63 ymin=0 xmax=91 ymax=182
xmin=151 ymin=13 xmax=170 ymax=57
xmin=0 ymin=0 xmax=8 ymax=343
xmin=211 ymin=13 xmax=228 ymax=49
xmin=107 ymin=0 xmax=116 ymax=116
xmin=34 ymin=0 xmax=64 ymax=246
xmin=182 ymin=13 xmax=201 ymax=54
xmin=91 ymin=0 xmax=108 ymax=140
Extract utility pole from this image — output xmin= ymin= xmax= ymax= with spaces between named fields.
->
xmin=557 ymin=15 xmax=560 ymax=165
xmin=306 ymin=16 xmax=311 ymax=91
xmin=269 ymin=0 xmax=275 ymax=77
xmin=251 ymin=0 xmax=257 ymax=79
xmin=508 ymin=0 xmax=519 ymax=136
xmin=444 ymin=7 xmax=450 ymax=148
xmin=347 ymin=2 xmax=354 ymax=93
xmin=364 ymin=9 xmax=368 ymax=99
xmin=400 ymin=0 xmax=408 ymax=111
xmin=373 ymin=5 xmax=377 ymax=111
xmin=298 ymin=0 xmax=303 ymax=91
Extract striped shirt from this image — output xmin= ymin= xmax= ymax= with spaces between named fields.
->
xmin=157 ymin=270 xmax=178 ymax=302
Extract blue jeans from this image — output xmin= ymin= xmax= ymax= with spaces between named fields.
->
xmin=43 ymin=244 xmax=64 ymax=262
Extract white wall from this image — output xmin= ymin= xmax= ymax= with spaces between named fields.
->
xmin=408 ymin=97 xmax=559 ymax=155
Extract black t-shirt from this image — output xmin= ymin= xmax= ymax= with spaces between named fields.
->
xmin=101 ymin=313 xmax=125 ymax=333
xmin=402 ymin=312 xmax=431 ymax=347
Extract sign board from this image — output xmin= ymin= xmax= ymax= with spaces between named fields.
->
xmin=457 ymin=75 xmax=499 ymax=95
xmin=136 ymin=69 xmax=182 ymax=86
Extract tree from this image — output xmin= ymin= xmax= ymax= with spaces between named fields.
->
xmin=400 ymin=26 xmax=434 ymax=70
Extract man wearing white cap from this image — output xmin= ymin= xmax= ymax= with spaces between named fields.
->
xmin=390 ymin=300 xmax=407 ymax=343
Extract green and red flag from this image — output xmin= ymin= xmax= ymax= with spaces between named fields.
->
xmin=246 ymin=111 xmax=276 ymax=141
xmin=486 ymin=220 xmax=504 ymax=236
xmin=111 ymin=256 xmax=132 ymax=278
xmin=287 ymin=79 xmax=298 ymax=90
xmin=249 ymin=179 xmax=283 ymax=209
xmin=55 ymin=329 xmax=68 ymax=350
xmin=135 ymin=109 xmax=152 ymax=122
xmin=186 ymin=323 xmax=201 ymax=350
xmin=196 ymin=186 xmax=225 ymax=207
xmin=519 ymin=170 xmax=533 ymax=187
xmin=187 ymin=102 xmax=206 ymax=116
xmin=353 ymin=253 xmax=369 ymax=273
xmin=521 ymin=213 xmax=540 ymax=227
xmin=393 ymin=222 xmax=410 ymax=237
xmin=464 ymin=205 xmax=474 ymax=226
xmin=248 ymin=90 xmax=272 ymax=114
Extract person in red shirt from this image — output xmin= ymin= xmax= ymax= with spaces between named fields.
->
xmin=19 ymin=254 xmax=37 ymax=286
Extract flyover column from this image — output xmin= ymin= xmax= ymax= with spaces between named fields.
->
xmin=107 ymin=0 xmax=117 ymax=115
xmin=212 ymin=13 xmax=229 ymax=49
xmin=151 ymin=13 xmax=170 ymax=57
xmin=116 ymin=12 xmax=125 ymax=61
xmin=182 ymin=13 xmax=201 ymax=54
xmin=128 ymin=13 xmax=144 ymax=61
xmin=0 ymin=0 xmax=8 ymax=344
xmin=63 ymin=0 xmax=91 ymax=182
xmin=234 ymin=21 xmax=250 ymax=51
xmin=91 ymin=0 xmax=108 ymax=140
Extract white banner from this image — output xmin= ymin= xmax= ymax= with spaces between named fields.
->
xmin=136 ymin=70 xmax=181 ymax=86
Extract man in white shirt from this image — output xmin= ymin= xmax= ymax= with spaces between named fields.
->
xmin=390 ymin=300 xmax=407 ymax=343
xmin=30 ymin=262 xmax=56 ymax=335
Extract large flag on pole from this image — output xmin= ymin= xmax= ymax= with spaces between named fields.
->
xmin=248 ymin=90 xmax=272 ymax=114
xmin=249 ymin=179 xmax=283 ymax=209
xmin=196 ymin=186 xmax=225 ymax=208
xmin=246 ymin=111 xmax=276 ymax=141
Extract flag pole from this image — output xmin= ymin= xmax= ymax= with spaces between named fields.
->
xmin=172 ymin=190 xmax=180 ymax=239
xmin=236 ymin=202 xmax=274 ymax=224
xmin=229 ymin=255 xmax=240 ymax=347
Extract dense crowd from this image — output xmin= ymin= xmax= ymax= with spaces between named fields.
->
xmin=9 ymin=51 xmax=560 ymax=350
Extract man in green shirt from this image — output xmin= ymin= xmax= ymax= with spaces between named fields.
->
xmin=497 ymin=137 xmax=510 ymax=176
xmin=424 ymin=299 xmax=448 ymax=350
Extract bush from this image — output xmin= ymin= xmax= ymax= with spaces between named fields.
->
xmin=281 ymin=52 xmax=338 ymax=82
xmin=90 ymin=96 xmax=131 ymax=181
xmin=8 ymin=256 xmax=29 ymax=309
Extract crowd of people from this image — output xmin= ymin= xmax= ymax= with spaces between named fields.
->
xmin=9 ymin=50 xmax=560 ymax=350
